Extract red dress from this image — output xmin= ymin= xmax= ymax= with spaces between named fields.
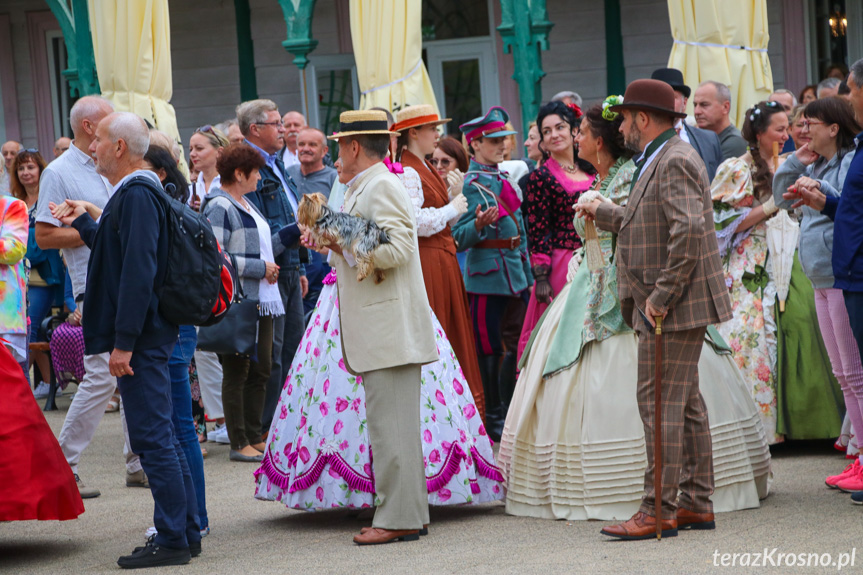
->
xmin=0 ymin=343 xmax=84 ymax=521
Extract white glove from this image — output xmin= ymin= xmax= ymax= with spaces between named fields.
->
xmin=761 ymin=195 xmax=778 ymax=217
xmin=448 ymin=194 xmax=468 ymax=217
xmin=576 ymin=190 xmax=611 ymax=207
xmin=566 ymin=250 xmax=583 ymax=283
xmin=447 ymin=169 xmax=464 ymax=199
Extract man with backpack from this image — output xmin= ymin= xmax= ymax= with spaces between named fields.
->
xmin=56 ymin=112 xmax=200 ymax=568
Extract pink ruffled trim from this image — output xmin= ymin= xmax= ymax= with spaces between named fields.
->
xmin=470 ymin=446 xmax=505 ymax=483
xmin=256 ymin=441 xmax=504 ymax=495
xmin=322 ymin=269 xmax=338 ymax=285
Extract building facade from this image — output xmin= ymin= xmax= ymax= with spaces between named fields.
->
xmin=1 ymin=0 xmax=860 ymax=155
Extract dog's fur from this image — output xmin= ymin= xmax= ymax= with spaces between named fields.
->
xmin=297 ymin=193 xmax=390 ymax=283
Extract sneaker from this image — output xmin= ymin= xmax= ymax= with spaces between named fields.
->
xmin=826 ymin=460 xmax=860 ymax=488
xmin=836 ymin=463 xmax=863 ymax=492
xmin=33 ymin=381 xmax=51 ymax=399
xmin=851 ymin=491 xmax=863 ymax=505
xmin=74 ymin=474 xmax=101 ymax=499
xmin=207 ymin=424 xmax=229 ymax=444
xmin=118 ymin=540 xmax=191 ymax=569
xmin=126 ymin=469 xmax=150 ymax=488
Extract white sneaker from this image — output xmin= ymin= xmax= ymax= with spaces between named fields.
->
xmin=33 ymin=381 xmax=51 ymax=399
xmin=207 ymin=424 xmax=229 ymax=444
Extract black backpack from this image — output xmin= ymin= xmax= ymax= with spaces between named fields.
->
xmin=114 ymin=176 xmax=232 ymax=327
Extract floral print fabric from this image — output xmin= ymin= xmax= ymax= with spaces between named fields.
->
xmin=523 ymin=161 xmax=594 ymax=267
xmin=254 ymin=272 xmax=504 ymax=510
xmin=711 ymin=158 xmax=780 ymax=443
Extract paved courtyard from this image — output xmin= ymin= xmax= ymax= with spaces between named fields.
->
xmin=3 ymin=393 xmax=860 ymax=575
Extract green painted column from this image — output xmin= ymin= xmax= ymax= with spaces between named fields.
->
xmin=234 ymin=0 xmax=258 ymax=101
xmin=45 ymin=0 xmax=99 ymax=96
xmin=604 ymin=0 xmax=625 ymax=96
xmin=497 ymin=0 xmax=553 ymax=131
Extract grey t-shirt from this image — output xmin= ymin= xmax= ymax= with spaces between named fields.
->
xmin=718 ymin=124 xmax=749 ymax=161
xmin=35 ymin=143 xmax=112 ymax=298
xmin=287 ymin=164 xmax=338 ymax=200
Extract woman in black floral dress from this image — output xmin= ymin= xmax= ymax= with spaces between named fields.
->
xmin=518 ymin=101 xmax=596 ymax=359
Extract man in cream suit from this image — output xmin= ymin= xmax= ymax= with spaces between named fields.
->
xmin=304 ymin=110 xmax=438 ymax=545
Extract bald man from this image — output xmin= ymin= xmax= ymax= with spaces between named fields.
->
xmin=0 ymin=140 xmax=22 ymax=195
xmin=280 ymin=110 xmax=306 ymax=168
xmin=287 ymin=127 xmax=338 ymax=314
xmin=35 ymin=96 xmax=136 ymax=500
xmin=56 ymin=111 xmax=200 ymax=567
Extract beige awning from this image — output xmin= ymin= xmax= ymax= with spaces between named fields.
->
xmin=667 ymin=0 xmax=774 ymax=127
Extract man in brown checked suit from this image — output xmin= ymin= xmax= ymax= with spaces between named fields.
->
xmin=578 ymin=79 xmax=733 ymax=540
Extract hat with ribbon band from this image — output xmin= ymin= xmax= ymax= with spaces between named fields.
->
xmin=328 ymin=110 xmax=400 ymax=140
xmin=391 ymin=104 xmax=450 ymax=133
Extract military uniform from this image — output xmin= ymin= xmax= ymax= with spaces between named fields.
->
xmin=451 ymin=106 xmax=533 ymax=440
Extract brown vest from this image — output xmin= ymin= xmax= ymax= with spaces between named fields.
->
xmin=400 ymin=149 xmax=457 ymax=255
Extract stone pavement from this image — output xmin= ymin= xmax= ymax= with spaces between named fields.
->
xmin=3 ymin=393 xmax=860 ymax=575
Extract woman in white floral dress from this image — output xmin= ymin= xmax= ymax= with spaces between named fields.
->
xmin=254 ymin=174 xmax=504 ymax=511
xmin=711 ymin=101 xmax=842 ymax=444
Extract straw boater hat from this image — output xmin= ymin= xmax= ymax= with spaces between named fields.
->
xmin=390 ymin=104 xmax=450 ymax=133
xmin=608 ymin=79 xmax=687 ymax=119
xmin=327 ymin=110 xmax=400 ymax=140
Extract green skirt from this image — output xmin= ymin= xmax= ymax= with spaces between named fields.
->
xmin=774 ymin=254 xmax=844 ymax=439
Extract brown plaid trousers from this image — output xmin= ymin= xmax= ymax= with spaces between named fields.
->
xmin=595 ymin=136 xmax=733 ymax=517
xmin=635 ymin=323 xmax=713 ymax=516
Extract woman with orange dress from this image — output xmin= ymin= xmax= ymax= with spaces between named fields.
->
xmin=391 ymin=104 xmax=485 ymax=421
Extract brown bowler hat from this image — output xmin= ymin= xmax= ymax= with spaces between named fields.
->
xmin=608 ymin=79 xmax=687 ymax=119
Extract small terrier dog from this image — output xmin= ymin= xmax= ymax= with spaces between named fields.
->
xmin=297 ymin=193 xmax=390 ymax=283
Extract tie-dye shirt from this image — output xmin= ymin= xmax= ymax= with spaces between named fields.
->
xmin=0 ymin=196 xmax=28 ymax=336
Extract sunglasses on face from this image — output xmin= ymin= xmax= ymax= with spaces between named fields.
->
xmin=429 ymin=158 xmax=452 ymax=168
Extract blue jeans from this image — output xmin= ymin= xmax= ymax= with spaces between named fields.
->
xmin=169 ymin=325 xmax=208 ymax=529
xmin=119 ymin=340 xmax=200 ymax=549
xmin=28 ymin=284 xmax=60 ymax=342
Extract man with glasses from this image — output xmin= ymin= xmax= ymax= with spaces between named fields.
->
xmin=235 ymin=99 xmax=308 ymax=438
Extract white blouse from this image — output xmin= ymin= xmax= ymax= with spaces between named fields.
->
xmin=398 ymin=166 xmax=461 ymax=238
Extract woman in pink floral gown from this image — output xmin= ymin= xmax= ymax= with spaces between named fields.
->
xmin=254 ymin=267 xmax=504 ymax=510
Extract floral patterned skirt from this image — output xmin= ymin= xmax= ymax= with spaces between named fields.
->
xmin=254 ymin=273 xmax=504 ymax=510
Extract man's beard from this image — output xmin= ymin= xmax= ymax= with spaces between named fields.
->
xmin=624 ymin=122 xmax=643 ymax=154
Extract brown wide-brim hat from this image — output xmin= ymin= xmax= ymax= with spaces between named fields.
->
xmin=328 ymin=110 xmax=400 ymax=140
xmin=609 ymin=78 xmax=687 ymax=119
xmin=390 ymin=104 xmax=450 ymax=133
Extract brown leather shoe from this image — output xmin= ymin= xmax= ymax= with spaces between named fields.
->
xmin=361 ymin=525 xmax=428 ymax=536
xmin=600 ymin=511 xmax=678 ymax=540
xmin=353 ymin=528 xmax=420 ymax=545
xmin=676 ymin=507 xmax=715 ymax=530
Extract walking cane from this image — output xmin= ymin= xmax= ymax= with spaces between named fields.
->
xmin=654 ymin=315 xmax=663 ymax=540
